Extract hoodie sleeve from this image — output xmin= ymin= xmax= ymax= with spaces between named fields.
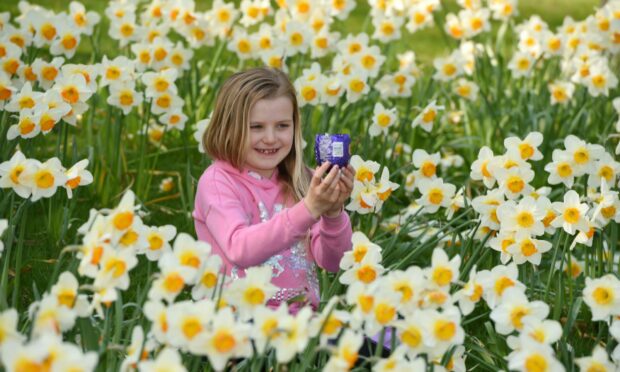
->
xmin=309 ymin=209 xmax=353 ymax=272
xmin=195 ymin=170 xmax=318 ymax=269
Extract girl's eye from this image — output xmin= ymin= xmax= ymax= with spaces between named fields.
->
xmin=250 ymin=125 xmax=262 ymax=130
xmin=278 ymin=123 xmax=291 ymax=128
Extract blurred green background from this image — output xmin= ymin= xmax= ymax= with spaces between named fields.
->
xmin=0 ymin=0 xmax=600 ymax=64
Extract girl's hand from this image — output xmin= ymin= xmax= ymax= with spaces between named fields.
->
xmin=303 ymin=162 xmax=344 ymax=219
xmin=323 ymin=164 xmax=354 ymax=217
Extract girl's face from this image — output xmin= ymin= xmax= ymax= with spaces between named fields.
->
xmin=245 ymin=95 xmax=295 ymax=179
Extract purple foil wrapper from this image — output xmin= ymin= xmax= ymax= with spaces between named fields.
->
xmin=315 ymin=133 xmax=351 ymax=168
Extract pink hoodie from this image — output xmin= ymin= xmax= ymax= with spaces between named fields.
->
xmin=193 ymin=160 xmax=353 ymax=310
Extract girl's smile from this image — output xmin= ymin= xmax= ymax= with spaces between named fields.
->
xmin=245 ymin=95 xmax=295 ymax=178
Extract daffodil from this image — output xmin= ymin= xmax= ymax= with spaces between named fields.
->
xmin=506 ymin=231 xmax=552 ymax=265
xmin=4 ymin=81 xmax=43 ymax=113
xmin=319 ymin=74 xmax=345 ymax=106
xmin=585 ymin=60 xmax=618 ymax=97
xmin=208 ymin=0 xmax=239 ymax=37
xmin=490 ymin=287 xmax=549 ymax=334
xmin=551 ymin=190 xmax=590 ymax=235
xmin=545 ymin=149 xmax=576 ymax=188
xmin=142 ymin=69 xmax=178 ymax=98
xmin=470 ymin=146 xmax=497 ymax=188
xmin=548 ymin=81 xmax=575 ymax=105
xmin=30 ymin=12 xmax=61 ymax=48
xmin=497 ymin=196 xmax=547 ymax=236
xmin=588 ymin=152 xmax=620 ymax=188
xmin=149 ymin=253 xmax=195 ymax=303
xmin=138 ymin=347 xmax=187 ymax=372
xmin=505 ymin=132 xmax=544 ymax=162
xmin=343 ymin=69 xmax=370 ymax=103
xmin=227 ymin=27 xmax=255 ymax=60
xmin=416 ymin=178 xmax=456 ymax=213
xmin=575 ymin=345 xmax=615 ymax=372
xmin=364 ymin=284 xmax=400 ymax=335
xmin=109 ymin=14 xmax=144 ymax=47
xmin=406 ymin=4 xmax=434 ymax=33
xmin=51 ymin=271 xmax=90 ymax=316
xmin=507 ymin=344 xmax=564 ymax=372
xmin=508 ymin=51 xmax=536 ymax=78
xmin=31 ymin=57 xmax=64 ymax=90
xmin=108 ymin=81 xmax=143 ymax=115
xmin=191 ymin=254 xmax=223 ymax=301
xmin=30 ymin=295 xmax=78 ymax=336
xmin=583 ymin=274 xmax=620 ymax=321
xmin=171 ymin=232 xmax=210 ymax=278
xmin=372 ymin=13 xmax=403 ymax=43
xmin=226 ymin=265 xmax=278 ymax=321
xmin=489 ymin=230 xmax=516 ymax=264
xmin=63 ymin=159 xmax=93 ymax=199
xmin=323 ymin=330 xmax=363 ymax=372
xmin=412 ymin=100 xmax=444 ymax=132
xmin=94 ymin=247 xmax=138 ymax=291
xmin=564 ymin=134 xmax=604 ymax=176
xmin=337 ymin=33 xmax=369 ymax=57
xmin=50 ymin=23 xmax=81 ymax=58
xmin=412 ymin=149 xmax=440 ymax=180
xmin=144 ymin=224 xmax=177 ymax=261
xmin=515 ymin=317 xmax=563 ymax=346
xmin=7 ymin=107 xmax=42 ymax=140
xmin=69 ymin=1 xmax=101 ymax=35
xmin=238 ymin=0 xmax=270 ymax=27
xmin=369 ymin=102 xmax=397 ymax=137
xmin=143 ymin=300 xmax=170 ymax=344
xmin=310 ymin=297 xmax=350 ymax=346
xmin=433 ymin=53 xmax=463 ymax=81
xmin=478 ymin=263 xmax=525 ymax=309
xmin=269 ymin=307 xmax=313 ymax=363
xmin=150 ymin=91 xmax=183 ymax=116
xmin=250 ymin=303 xmax=288 ymax=354
xmin=426 ymin=248 xmax=461 ymax=288
xmin=454 ymin=267 xmax=484 ymax=315
xmin=420 ymin=306 xmax=465 ymax=358
xmin=386 ymin=266 xmax=425 ymax=312
xmin=340 ymin=231 xmax=382 ymax=271
xmin=490 ymin=0 xmax=518 ymax=20
xmin=20 ymin=157 xmax=67 ymax=202
xmin=444 ymin=13 xmax=465 ymax=40
xmin=495 ymin=165 xmax=535 ymax=200
xmin=0 ymin=309 xmax=24 ymax=348
xmin=339 ymin=248 xmax=384 ymax=286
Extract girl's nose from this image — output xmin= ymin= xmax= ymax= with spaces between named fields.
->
xmin=264 ymin=128 xmax=276 ymax=143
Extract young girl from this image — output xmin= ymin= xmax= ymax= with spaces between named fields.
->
xmin=193 ymin=67 xmax=354 ymax=312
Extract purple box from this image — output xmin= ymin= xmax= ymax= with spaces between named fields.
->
xmin=315 ymin=133 xmax=351 ymax=169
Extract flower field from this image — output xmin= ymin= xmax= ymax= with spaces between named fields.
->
xmin=1 ymin=0 xmax=620 ymax=370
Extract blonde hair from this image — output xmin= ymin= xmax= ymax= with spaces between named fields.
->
xmin=203 ymin=67 xmax=310 ymax=202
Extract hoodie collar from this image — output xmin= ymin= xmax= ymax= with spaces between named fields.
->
xmin=214 ymin=160 xmax=280 ymax=188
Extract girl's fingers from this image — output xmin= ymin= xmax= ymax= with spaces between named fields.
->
xmin=312 ymin=162 xmax=331 ymax=186
xmin=320 ymin=165 xmax=340 ymax=190
xmin=339 ymin=173 xmax=354 ymax=190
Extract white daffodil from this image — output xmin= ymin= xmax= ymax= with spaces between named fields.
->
xmin=416 ymin=178 xmax=456 ymax=213
xmin=583 ymin=274 xmax=620 ymax=321
xmin=426 ymin=248 xmax=461 ymax=288
xmin=551 ymin=190 xmax=590 ymax=235
xmin=226 ymin=265 xmax=278 ymax=321
xmin=368 ymin=102 xmax=397 ymax=137
xmin=63 ymin=159 xmax=93 ymax=199
xmin=498 ymin=196 xmax=545 ymax=235
xmin=412 ymin=100 xmax=444 ymax=132
xmin=506 ymin=231 xmax=552 ymax=265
